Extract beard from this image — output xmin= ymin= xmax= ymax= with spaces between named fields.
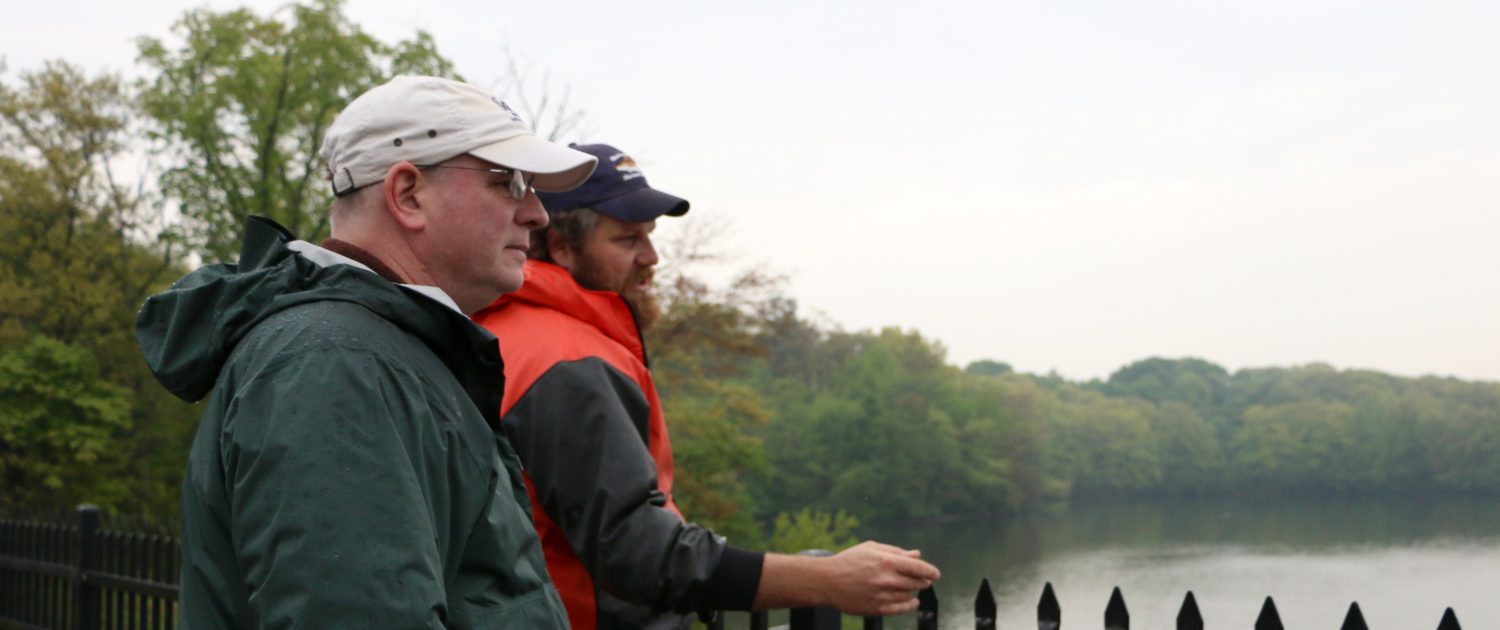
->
xmin=624 ymin=281 xmax=662 ymax=332
xmin=572 ymin=257 xmax=663 ymax=332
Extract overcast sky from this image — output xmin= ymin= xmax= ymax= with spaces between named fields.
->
xmin=7 ymin=0 xmax=1499 ymax=382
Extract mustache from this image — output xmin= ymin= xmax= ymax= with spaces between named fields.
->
xmin=627 ymin=266 xmax=655 ymax=289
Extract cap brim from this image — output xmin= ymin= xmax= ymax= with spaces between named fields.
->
xmin=469 ymin=135 xmax=598 ymax=192
xmin=592 ymin=185 xmax=691 ymax=222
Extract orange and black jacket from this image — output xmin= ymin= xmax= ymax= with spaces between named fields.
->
xmin=473 ymin=261 xmax=763 ymax=630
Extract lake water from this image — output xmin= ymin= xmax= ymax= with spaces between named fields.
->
xmin=866 ymin=496 xmax=1500 ymax=629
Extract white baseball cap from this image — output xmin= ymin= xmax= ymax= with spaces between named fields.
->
xmin=320 ymin=75 xmax=597 ymax=196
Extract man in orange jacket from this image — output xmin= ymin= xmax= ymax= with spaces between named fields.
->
xmin=472 ymin=143 xmax=940 ymax=630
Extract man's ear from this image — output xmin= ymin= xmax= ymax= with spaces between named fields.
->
xmin=382 ymin=162 xmax=427 ymax=233
xmin=547 ymin=228 xmax=577 ymax=271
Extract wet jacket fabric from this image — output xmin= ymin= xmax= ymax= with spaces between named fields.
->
xmin=472 ymin=261 xmax=763 ymax=630
xmin=135 ymin=217 xmax=569 ymax=629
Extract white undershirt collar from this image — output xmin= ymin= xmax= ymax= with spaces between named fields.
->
xmin=286 ymin=240 xmax=463 ymax=314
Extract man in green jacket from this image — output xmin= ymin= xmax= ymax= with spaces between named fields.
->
xmin=136 ymin=76 xmax=597 ymax=628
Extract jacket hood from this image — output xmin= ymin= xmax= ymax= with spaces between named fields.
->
xmin=136 ymin=216 xmax=502 ymax=407
xmin=478 ymin=260 xmax=645 ymax=362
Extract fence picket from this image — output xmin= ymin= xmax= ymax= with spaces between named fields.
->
xmin=916 ymin=584 xmax=938 ymax=630
xmin=54 ymin=522 xmax=68 ymax=628
xmin=78 ymin=505 xmax=102 ymax=630
xmin=25 ymin=517 xmax=37 ymax=623
xmin=1437 ymin=607 xmax=1462 ymax=630
xmin=974 ymin=577 xmax=996 ymax=630
xmin=1104 ymin=586 xmax=1129 ymax=630
xmin=132 ymin=531 xmax=142 ymax=629
xmin=1341 ymin=601 xmax=1369 ymax=630
xmin=148 ymin=537 xmax=162 ymax=630
xmin=1038 ymin=581 xmax=1060 ymax=630
xmin=749 ymin=610 xmax=768 ymax=630
xmin=1255 ymin=596 xmax=1284 ymax=630
xmin=1176 ymin=591 xmax=1202 ymax=630
xmin=106 ymin=528 xmax=119 ymax=630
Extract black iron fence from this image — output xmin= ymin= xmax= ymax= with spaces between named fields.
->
xmin=0 ymin=505 xmax=179 ymax=630
xmin=722 ymin=579 xmax=1466 ymax=630
xmin=963 ymin=579 xmax=1464 ymax=630
xmin=0 ymin=506 xmax=1472 ymax=629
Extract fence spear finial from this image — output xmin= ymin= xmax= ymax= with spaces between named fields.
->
xmin=1038 ymin=582 xmax=1060 ymax=630
xmin=916 ymin=584 xmax=939 ymax=630
xmin=1104 ymin=586 xmax=1129 ymax=630
xmin=975 ymin=578 xmax=996 ymax=630
xmin=1254 ymin=596 xmax=1284 ymax=630
xmin=1176 ymin=591 xmax=1203 ymax=630
xmin=1340 ymin=602 xmax=1368 ymax=630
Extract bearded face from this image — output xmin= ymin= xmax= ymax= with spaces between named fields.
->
xmin=563 ymin=215 xmax=663 ymax=332
xmin=572 ymin=251 xmax=663 ymax=331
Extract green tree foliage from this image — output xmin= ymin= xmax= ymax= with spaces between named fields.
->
xmin=760 ymin=347 xmax=1498 ymax=524
xmin=946 ymin=373 xmax=1053 ymax=511
xmin=1150 ymin=402 xmax=1221 ymax=494
xmin=1411 ymin=379 xmax=1500 ymax=491
xmin=965 ymin=359 xmax=1013 ymax=376
xmin=768 ymin=509 xmax=860 ymax=554
xmin=1053 ymin=389 xmax=1162 ymax=494
xmin=0 ymin=61 xmax=194 ymax=520
xmin=1105 ymin=357 xmax=1230 ymax=407
xmin=759 ymin=325 xmax=1061 ymax=525
xmin=1230 ymin=400 xmax=1358 ymax=490
xmin=647 ymin=261 xmax=784 ymax=546
xmin=0 ymin=63 xmax=174 ymax=346
xmin=658 ymin=379 xmax=770 ymax=548
xmin=765 ymin=329 xmax=967 ymax=522
xmin=0 ymin=337 xmax=130 ymax=507
xmin=1104 ymin=357 xmax=1233 ymax=434
xmin=135 ymin=0 xmax=456 ymax=261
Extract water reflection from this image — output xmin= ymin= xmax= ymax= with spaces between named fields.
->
xmin=870 ymin=496 xmax=1500 ymax=629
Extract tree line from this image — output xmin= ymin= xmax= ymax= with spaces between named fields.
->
xmin=646 ymin=281 xmax=1500 ymax=546
xmin=3 ymin=1 xmax=1497 ymax=551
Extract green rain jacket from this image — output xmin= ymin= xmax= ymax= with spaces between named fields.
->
xmin=136 ymin=217 xmax=569 ymax=629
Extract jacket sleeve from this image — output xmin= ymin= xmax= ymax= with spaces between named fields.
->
xmin=504 ymin=357 xmax=764 ymax=613
xmin=220 ymin=348 xmax=454 ymax=628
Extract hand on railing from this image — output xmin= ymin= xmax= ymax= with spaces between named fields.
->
xmin=754 ymin=541 xmax=941 ymax=618
xmin=818 ymin=541 xmax=941 ymax=617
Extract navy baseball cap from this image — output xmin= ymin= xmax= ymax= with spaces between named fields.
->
xmin=534 ymin=143 xmax=689 ymax=222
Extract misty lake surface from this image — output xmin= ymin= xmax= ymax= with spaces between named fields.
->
xmin=866 ymin=496 xmax=1500 ymax=629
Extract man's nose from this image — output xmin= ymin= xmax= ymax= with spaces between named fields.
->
xmin=518 ymin=193 xmax=548 ymax=230
xmin=637 ymin=236 xmax=659 ymax=267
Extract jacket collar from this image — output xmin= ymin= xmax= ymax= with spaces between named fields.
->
xmin=492 ymin=260 xmax=645 ymax=361
xmin=138 ymin=216 xmax=500 ymax=416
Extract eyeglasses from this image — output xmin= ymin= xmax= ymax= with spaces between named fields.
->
xmin=416 ymin=164 xmax=532 ymax=200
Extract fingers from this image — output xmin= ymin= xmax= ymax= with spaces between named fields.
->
xmin=860 ymin=540 xmax=940 ymax=579
xmin=871 ymin=588 xmax=922 ymax=616
xmin=852 ymin=542 xmax=940 ymax=578
xmin=827 ymin=540 xmax=942 ymax=616
xmin=879 ymin=597 xmax=921 ymax=616
xmin=886 ymin=553 xmax=941 ymax=581
xmin=859 ymin=540 xmax=909 ymax=555
xmin=848 ymin=589 xmax=921 ymax=617
xmin=876 ymin=577 xmax=930 ymax=596
xmin=867 ymin=558 xmax=938 ymax=594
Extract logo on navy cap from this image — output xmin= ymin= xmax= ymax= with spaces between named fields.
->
xmin=611 ymin=153 xmax=644 ymax=181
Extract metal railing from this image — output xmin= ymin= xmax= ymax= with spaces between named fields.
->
xmin=1 ymin=506 xmax=1472 ymax=629
xmin=0 ymin=505 xmax=179 ymax=630
xmin=735 ymin=579 xmax=1465 ymax=630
